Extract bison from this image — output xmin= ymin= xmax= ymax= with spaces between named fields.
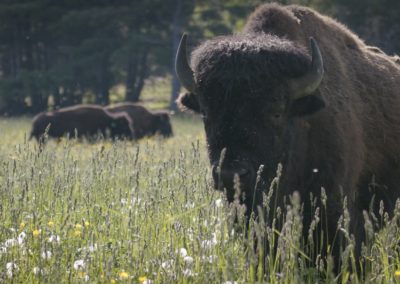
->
xmin=105 ymin=102 xmax=173 ymax=139
xmin=175 ymin=3 xmax=400 ymax=266
xmin=30 ymin=104 xmax=135 ymax=141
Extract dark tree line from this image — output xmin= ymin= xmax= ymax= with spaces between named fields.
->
xmin=0 ymin=0 xmax=398 ymax=115
xmin=0 ymin=0 xmax=194 ymax=115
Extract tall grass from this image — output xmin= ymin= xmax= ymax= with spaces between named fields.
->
xmin=0 ymin=117 xmax=400 ymax=283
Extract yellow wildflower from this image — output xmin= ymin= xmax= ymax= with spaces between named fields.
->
xmin=395 ymin=270 xmax=400 ymax=279
xmin=138 ymin=276 xmax=147 ymax=283
xmin=110 ymin=280 xmax=116 ymax=284
xmin=48 ymin=221 xmax=55 ymax=227
xmin=84 ymin=221 xmax=90 ymax=227
xmin=73 ymin=230 xmax=82 ymax=237
xmin=19 ymin=222 xmax=26 ymax=230
xmin=77 ymin=271 xmax=87 ymax=279
xmin=119 ymin=271 xmax=129 ymax=280
xmin=32 ymin=229 xmax=41 ymax=238
xmin=75 ymin=223 xmax=82 ymax=230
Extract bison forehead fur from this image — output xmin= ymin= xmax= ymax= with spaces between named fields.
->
xmin=176 ymin=2 xmax=400 ymax=263
xmin=192 ymin=34 xmax=310 ymax=92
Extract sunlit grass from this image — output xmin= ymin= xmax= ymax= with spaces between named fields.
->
xmin=1 ymin=117 xmax=400 ymax=283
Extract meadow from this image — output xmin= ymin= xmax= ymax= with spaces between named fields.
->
xmin=1 ymin=116 xmax=400 ymax=283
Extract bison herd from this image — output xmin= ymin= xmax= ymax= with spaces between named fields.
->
xmin=30 ymin=102 xmax=173 ymax=142
xmin=24 ymin=2 xmax=400 ymax=271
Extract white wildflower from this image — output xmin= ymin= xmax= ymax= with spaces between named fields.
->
xmin=88 ymin=244 xmax=98 ymax=252
xmin=215 ymin=198 xmax=223 ymax=208
xmin=17 ymin=232 xmax=26 ymax=245
xmin=33 ymin=267 xmax=45 ymax=276
xmin=201 ymin=233 xmax=218 ymax=249
xmin=185 ymin=202 xmax=194 ymax=209
xmin=78 ymin=243 xmax=97 ymax=253
xmin=131 ymin=197 xmax=141 ymax=205
xmin=183 ymin=268 xmax=194 ymax=277
xmin=73 ymin=259 xmax=86 ymax=270
xmin=143 ymin=279 xmax=154 ymax=284
xmin=0 ymin=246 xmax=7 ymax=254
xmin=33 ymin=267 xmax=40 ymax=275
xmin=25 ymin=214 xmax=34 ymax=219
xmin=178 ymin=248 xmax=187 ymax=258
xmin=6 ymin=262 xmax=19 ymax=278
xmin=186 ymin=228 xmax=194 ymax=241
xmin=48 ymin=234 xmax=60 ymax=244
xmin=222 ymin=281 xmax=237 ymax=284
xmin=41 ymin=250 xmax=52 ymax=260
xmin=5 ymin=238 xmax=18 ymax=248
xmin=201 ymin=255 xmax=217 ymax=263
xmin=184 ymin=256 xmax=194 ymax=266
xmin=161 ymin=259 xmax=174 ymax=270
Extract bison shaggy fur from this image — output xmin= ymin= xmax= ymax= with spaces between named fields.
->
xmin=176 ymin=3 xmax=400 ymax=265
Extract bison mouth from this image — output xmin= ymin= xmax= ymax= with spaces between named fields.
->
xmin=211 ymin=159 xmax=260 ymax=204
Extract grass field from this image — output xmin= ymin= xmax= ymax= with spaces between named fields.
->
xmin=1 ymin=116 xmax=400 ymax=283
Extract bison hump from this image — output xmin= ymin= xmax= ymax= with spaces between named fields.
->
xmin=243 ymin=3 xmax=302 ymax=40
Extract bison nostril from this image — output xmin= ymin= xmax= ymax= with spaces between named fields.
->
xmin=220 ymin=168 xmax=251 ymax=184
xmin=237 ymin=168 xmax=249 ymax=177
xmin=211 ymin=162 xmax=254 ymax=191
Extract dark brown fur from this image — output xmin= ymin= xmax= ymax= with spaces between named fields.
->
xmin=105 ymin=102 xmax=173 ymax=139
xmin=177 ymin=3 xmax=400 ymax=267
xmin=30 ymin=104 xmax=134 ymax=141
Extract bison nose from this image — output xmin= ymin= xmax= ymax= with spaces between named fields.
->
xmin=212 ymin=163 xmax=252 ymax=191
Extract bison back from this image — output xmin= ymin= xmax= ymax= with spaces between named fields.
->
xmin=49 ymin=105 xmax=113 ymax=138
xmin=106 ymin=103 xmax=155 ymax=138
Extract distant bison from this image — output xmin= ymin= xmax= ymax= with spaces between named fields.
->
xmin=30 ymin=104 xmax=134 ymax=141
xmin=105 ymin=102 xmax=173 ymax=139
xmin=176 ymin=3 xmax=400 ymax=264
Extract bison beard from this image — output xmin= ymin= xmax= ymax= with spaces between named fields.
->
xmin=175 ymin=3 xmax=400 ymax=270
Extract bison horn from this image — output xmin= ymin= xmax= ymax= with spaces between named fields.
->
xmin=175 ymin=34 xmax=196 ymax=93
xmin=290 ymin=37 xmax=324 ymax=99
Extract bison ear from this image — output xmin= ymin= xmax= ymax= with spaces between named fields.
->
xmin=290 ymin=94 xmax=326 ymax=116
xmin=176 ymin=92 xmax=200 ymax=113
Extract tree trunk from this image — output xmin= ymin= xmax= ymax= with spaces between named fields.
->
xmin=95 ymin=54 xmax=110 ymax=105
xmin=53 ymin=87 xmax=61 ymax=109
xmin=24 ymin=19 xmax=47 ymax=113
xmin=125 ymin=52 xmax=139 ymax=102
xmin=131 ymin=50 xmax=148 ymax=102
xmin=169 ymin=0 xmax=183 ymax=111
xmin=126 ymin=49 xmax=148 ymax=102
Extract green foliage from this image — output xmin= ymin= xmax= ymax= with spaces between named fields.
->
xmin=0 ymin=1 xmax=195 ymax=113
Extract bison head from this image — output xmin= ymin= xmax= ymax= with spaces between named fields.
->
xmin=109 ymin=112 xmax=135 ymax=139
xmin=30 ymin=112 xmax=54 ymax=141
xmin=153 ymin=111 xmax=173 ymax=138
xmin=176 ymin=34 xmax=325 ymax=212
